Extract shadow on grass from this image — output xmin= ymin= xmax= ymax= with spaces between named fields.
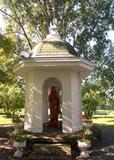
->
xmin=0 ymin=126 xmax=13 ymax=138
xmin=88 ymin=124 xmax=114 ymax=160
xmin=0 ymin=124 xmax=114 ymax=160
xmin=90 ymin=147 xmax=114 ymax=160
xmin=0 ymin=125 xmax=14 ymax=160
xmin=0 ymin=125 xmax=79 ymax=160
xmin=93 ymin=124 xmax=114 ymax=146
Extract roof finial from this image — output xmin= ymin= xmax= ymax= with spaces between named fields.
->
xmin=46 ymin=18 xmax=60 ymax=39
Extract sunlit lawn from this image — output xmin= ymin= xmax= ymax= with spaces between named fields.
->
xmin=0 ymin=108 xmax=25 ymax=125
xmin=0 ymin=115 xmax=12 ymax=125
xmin=0 ymin=109 xmax=12 ymax=125
xmin=92 ymin=110 xmax=114 ymax=125
xmin=0 ymin=109 xmax=114 ymax=126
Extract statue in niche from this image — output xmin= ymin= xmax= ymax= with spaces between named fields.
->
xmin=48 ymin=86 xmax=60 ymax=128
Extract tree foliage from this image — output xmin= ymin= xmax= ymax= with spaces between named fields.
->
xmin=82 ymin=81 xmax=108 ymax=118
xmin=0 ymin=33 xmax=25 ymax=116
xmin=0 ymin=33 xmax=16 ymax=83
xmin=1 ymin=0 xmax=113 ymax=51
xmin=0 ymin=0 xmax=114 ymax=113
xmin=0 ymin=84 xmax=24 ymax=117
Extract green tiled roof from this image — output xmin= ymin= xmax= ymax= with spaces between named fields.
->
xmin=32 ymin=38 xmax=78 ymax=57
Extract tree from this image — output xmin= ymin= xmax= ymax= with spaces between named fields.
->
xmin=0 ymin=33 xmax=16 ymax=83
xmin=0 ymin=0 xmax=114 ymax=110
xmin=82 ymin=81 xmax=108 ymax=118
xmin=0 ymin=33 xmax=25 ymax=116
xmin=84 ymin=42 xmax=114 ymax=109
xmin=0 ymin=0 xmax=113 ymax=51
xmin=0 ymin=84 xmax=24 ymax=117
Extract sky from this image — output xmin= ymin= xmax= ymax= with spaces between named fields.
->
xmin=0 ymin=14 xmax=5 ymax=31
xmin=108 ymin=31 xmax=114 ymax=43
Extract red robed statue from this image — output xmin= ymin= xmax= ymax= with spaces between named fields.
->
xmin=48 ymin=86 xmax=60 ymax=128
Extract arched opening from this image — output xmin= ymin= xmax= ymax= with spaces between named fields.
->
xmin=43 ymin=77 xmax=62 ymax=132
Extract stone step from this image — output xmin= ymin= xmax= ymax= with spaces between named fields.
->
xmin=27 ymin=144 xmax=71 ymax=160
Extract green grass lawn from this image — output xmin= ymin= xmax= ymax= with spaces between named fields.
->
xmin=0 ymin=109 xmax=12 ymax=125
xmin=0 ymin=115 xmax=12 ymax=125
xmin=0 ymin=109 xmax=114 ymax=126
xmin=92 ymin=110 xmax=114 ymax=125
xmin=0 ymin=108 xmax=25 ymax=125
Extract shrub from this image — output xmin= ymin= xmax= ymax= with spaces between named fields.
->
xmin=0 ymin=84 xmax=25 ymax=117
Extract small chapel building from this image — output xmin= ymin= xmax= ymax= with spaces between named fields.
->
xmin=13 ymin=24 xmax=93 ymax=133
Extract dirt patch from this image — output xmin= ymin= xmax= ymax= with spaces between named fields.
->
xmin=0 ymin=125 xmax=14 ymax=160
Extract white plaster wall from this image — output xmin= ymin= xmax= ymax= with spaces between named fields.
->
xmin=24 ymin=68 xmax=82 ymax=133
xmin=71 ymin=71 xmax=83 ymax=132
xmin=24 ymin=70 xmax=43 ymax=133
xmin=24 ymin=70 xmax=35 ymax=131
xmin=31 ymin=74 xmax=43 ymax=133
xmin=34 ymin=69 xmax=67 ymax=132
xmin=61 ymin=72 xmax=72 ymax=133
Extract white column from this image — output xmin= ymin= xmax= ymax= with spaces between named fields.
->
xmin=71 ymin=71 xmax=82 ymax=132
xmin=62 ymin=73 xmax=72 ymax=133
xmin=62 ymin=71 xmax=82 ymax=133
xmin=24 ymin=70 xmax=43 ymax=133
xmin=24 ymin=71 xmax=34 ymax=131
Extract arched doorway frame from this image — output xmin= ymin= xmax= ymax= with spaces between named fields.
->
xmin=42 ymin=77 xmax=62 ymax=126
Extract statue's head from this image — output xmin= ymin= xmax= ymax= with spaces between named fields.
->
xmin=51 ymin=86 xmax=57 ymax=92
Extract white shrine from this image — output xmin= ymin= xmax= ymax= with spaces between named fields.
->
xmin=13 ymin=24 xmax=93 ymax=133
